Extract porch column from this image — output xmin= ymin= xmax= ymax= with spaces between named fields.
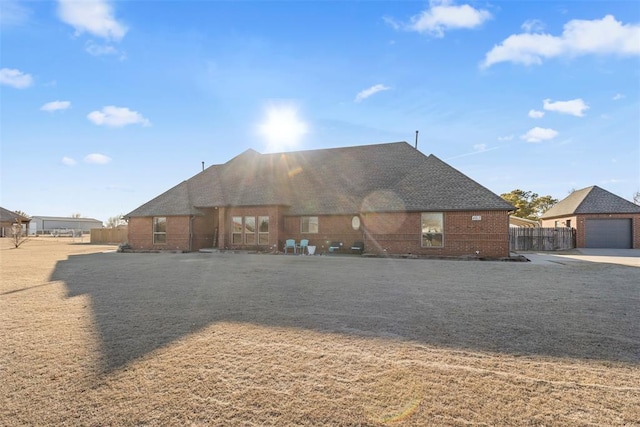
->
xmin=217 ymin=207 xmax=226 ymax=249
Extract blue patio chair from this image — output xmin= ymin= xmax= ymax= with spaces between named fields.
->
xmin=299 ymin=239 xmax=309 ymax=255
xmin=284 ymin=239 xmax=296 ymax=254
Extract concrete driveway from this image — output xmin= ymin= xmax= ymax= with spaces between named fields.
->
xmin=520 ymin=248 xmax=640 ymax=267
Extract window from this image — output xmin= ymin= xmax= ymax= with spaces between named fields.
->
xmin=351 ymin=216 xmax=361 ymax=230
xmin=301 ymin=216 xmax=318 ymax=233
xmin=231 ymin=216 xmax=268 ymax=245
xmin=258 ymin=216 xmax=269 ymax=245
xmin=232 ymin=216 xmax=242 ymax=244
xmin=566 ymin=220 xmax=571 ymax=228
xmin=153 ymin=217 xmax=167 ymax=244
xmin=421 ymin=213 xmax=443 ymax=247
xmin=244 ymin=216 xmax=256 ymax=244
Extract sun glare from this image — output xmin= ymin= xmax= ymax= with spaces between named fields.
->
xmin=258 ymin=105 xmax=308 ymax=152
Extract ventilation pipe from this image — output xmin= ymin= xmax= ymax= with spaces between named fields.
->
xmin=414 ymin=130 xmax=419 ymax=149
xmin=202 ymin=161 xmax=205 ymax=171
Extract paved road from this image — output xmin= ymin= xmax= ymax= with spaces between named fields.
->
xmin=518 ymin=248 xmax=640 ymax=267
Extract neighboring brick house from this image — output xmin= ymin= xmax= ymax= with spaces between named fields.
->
xmin=540 ymin=186 xmax=640 ymax=249
xmin=125 ymin=142 xmax=515 ymax=257
xmin=0 ymin=207 xmax=30 ymax=238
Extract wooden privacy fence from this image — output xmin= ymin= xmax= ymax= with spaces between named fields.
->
xmin=91 ymin=227 xmax=128 ymax=244
xmin=509 ymin=227 xmax=575 ymax=251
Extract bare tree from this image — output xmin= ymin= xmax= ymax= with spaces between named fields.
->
xmin=71 ymin=213 xmax=82 ymax=218
xmin=11 ymin=218 xmax=29 ymax=248
xmin=633 ymin=191 xmax=640 ymax=206
xmin=105 ymin=214 xmax=127 ymax=228
xmin=14 ymin=210 xmax=30 ymax=218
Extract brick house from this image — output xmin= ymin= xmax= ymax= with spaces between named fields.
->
xmin=125 ymin=142 xmax=514 ymax=257
xmin=0 ymin=207 xmax=30 ymax=238
xmin=540 ymin=186 xmax=640 ymax=249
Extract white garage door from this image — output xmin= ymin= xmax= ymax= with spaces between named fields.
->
xmin=584 ymin=219 xmax=632 ymax=248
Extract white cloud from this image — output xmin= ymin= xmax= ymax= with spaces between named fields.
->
xmin=482 ymin=15 xmax=640 ymax=68
xmin=497 ymin=134 xmax=514 ymax=141
xmin=84 ymin=153 xmax=112 ymax=164
xmin=85 ymin=40 xmax=119 ymax=56
xmin=41 ymin=101 xmax=71 ymax=112
xmin=61 ymin=156 xmax=77 ymax=166
xmin=389 ymin=0 xmax=491 ymax=37
xmin=612 ymin=93 xmax=625 ymax=100
xmin=473 ymin=143 xmax=487 ymax=151
xmin=521 ymin=19 xmax=545 ymax=33
xmin=354 ymin=84 xmax=391 ymax=102
xmin=0 ymin=68 xmax=33 ymax=88
xmin=528 ymin=109 xmax=545 ymax=119
xmin=521 ymin=127 xmax=558 ymax=143
xmin=87 ymin=106 xmax=150 ymax=127
xmin=0 ymin=0 xmax=31 ymax=27
xmin=543 ymin=98 xmax=589 ymax=117
xmin=57 ymin=0 xmax=127 ymax=41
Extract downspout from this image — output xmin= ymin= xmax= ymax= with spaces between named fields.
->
xmin=189 ymin=215 xmax=195 ymax=252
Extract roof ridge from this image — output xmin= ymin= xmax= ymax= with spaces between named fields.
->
xmin=265 ymin=141 xmax=413 ymax=157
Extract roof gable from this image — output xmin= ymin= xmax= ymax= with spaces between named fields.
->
xmin=0 ymin=207 xmax=30 ymax=222
xmin=541 ymin=186 xmax=640 ymax=218
xmin=126 ymin=181 xmax=202 ymax=217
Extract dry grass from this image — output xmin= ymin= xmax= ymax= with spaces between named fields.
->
xmin=1 ymin=238 xmax=638 ymax=425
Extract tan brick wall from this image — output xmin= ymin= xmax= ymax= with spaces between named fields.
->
xmin=130 ymin=209 xmax=512 ymax=256
xmin=283 ymin=214 xmax=365 ymax=253
xmin=128 ymin=216 xmax=190 ymax=251
xmin=221 ymin=206 xmax=283 ymax=251
xmin=282 ymin=210 xmax=510 ymax=257
xmin=362 ymin=211 xmax=510 ymax=258
xmin=192 ymin=208 xmax=217 ymax=251
xmin=540 ymin=216 xmax=577 ymax=229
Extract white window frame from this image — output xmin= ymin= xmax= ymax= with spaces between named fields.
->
xmin=301 ymin=216 xmax=319 ymax=233
xmin=421 ymin=212 xmax=444 ymax=248
xmin=153 ymin=217 xmax=167 ymax=244
xmin=258 ymin=216 xmax=269 ymax=245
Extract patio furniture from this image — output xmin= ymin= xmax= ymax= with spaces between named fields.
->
xmin=299 ymin=239 xmax=309 ymax=255
xmin=284 ymin=239 xmax=296 ymax=254
xmin=328 ymin=241 xmax=342 ymax=253
xmin=351 ymin=241 xmax=364 ymax=254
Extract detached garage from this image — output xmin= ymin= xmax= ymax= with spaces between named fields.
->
xmin=541 ymin=186 xmax=640 ymax=249
xmin=584 ymin=219 xmax=632 ymax=249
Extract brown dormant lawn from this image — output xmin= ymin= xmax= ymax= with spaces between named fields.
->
xmin=1 ymin=238 xmax=638 ymax=425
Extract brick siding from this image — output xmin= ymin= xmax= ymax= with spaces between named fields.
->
xmin=129 ymin=209 xmax=511 ymax=257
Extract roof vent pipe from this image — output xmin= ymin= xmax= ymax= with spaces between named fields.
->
xmin=415 ymin=130 xmax=419 ymax=149
xmin=202 ymin=161 xmax=204 ymax=171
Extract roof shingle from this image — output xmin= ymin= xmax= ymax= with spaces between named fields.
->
xmin=126 ymin=142 xmax=514 ymax=217
xmin=541 ymin=185 xmax=640 ymax=218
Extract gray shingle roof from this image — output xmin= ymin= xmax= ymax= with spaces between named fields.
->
xmin=126 ymin=142 xmax=514 ymax=217
xmin=541 ymin=186 xmax=640 ymax=219
xmin=0 ymin=207 xmax=30 ymax=222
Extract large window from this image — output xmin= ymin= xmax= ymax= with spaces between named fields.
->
xmin=258 ymin=216 xmax=269 ymax=245
xmin=301 ymin=216 xmax=318 ymax=233
xmin=232 ymin=216 xmax=243 ymax=244
xmin=231 ymin=215 xmax=269 ymax=245
xmin=244 ymin=216 xmax=256 ymax=244
xmin=153 ymin=217 xmax=167 ymax=244
xmin=421 ymin=213 xmax=443 ymax=247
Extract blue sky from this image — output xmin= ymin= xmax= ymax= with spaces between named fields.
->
xmin=1 ymin=0 xmax=639 ymax=223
